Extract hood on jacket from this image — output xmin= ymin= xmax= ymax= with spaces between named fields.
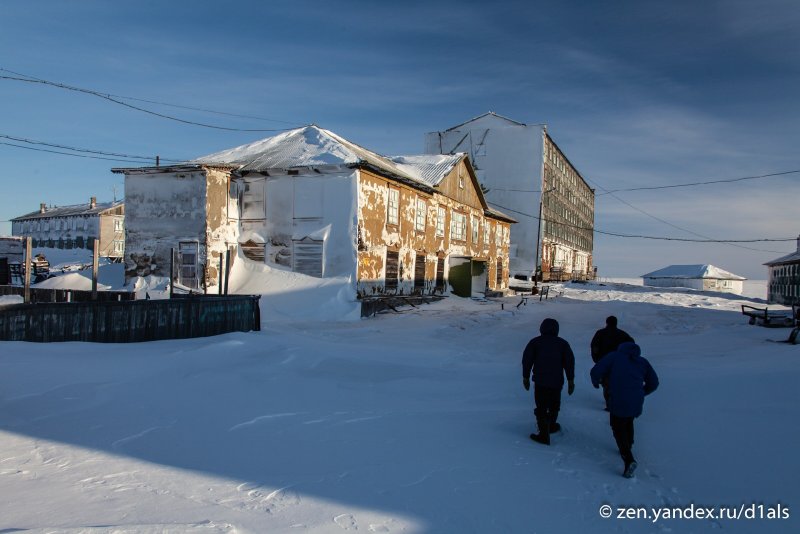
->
xmin=617 ymin=341 xmax=641 ymax=359
xmin=539 ymin=318 xmax=559 ymax=336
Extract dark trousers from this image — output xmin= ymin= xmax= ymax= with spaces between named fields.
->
xmin=610 ymin=414 xmax=635 ymax=465
xmin=534 ymin=385 xmax=561 ymax=430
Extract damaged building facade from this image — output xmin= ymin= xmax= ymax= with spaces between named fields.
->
xmin=10 ymin=198 xmax=125 ymax=258
xmin=764 ymin=235 xmax=800 ymax=306
xmin=426 ymin=112 xmax=595 ymax=282
xmin=115 ymin=126 xmax=513 ymax=297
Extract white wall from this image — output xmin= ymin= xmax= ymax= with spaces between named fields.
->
xmin=426 ymin=117 xmax=545 ymax=278
xmin=239 ymin=170 xmax=358 ymax=278
xmin=643 ymin=277 xmax=743 ymax=294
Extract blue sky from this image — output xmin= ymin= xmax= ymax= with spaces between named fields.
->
xmin=1 ymin=0 xmax=798 ymax=278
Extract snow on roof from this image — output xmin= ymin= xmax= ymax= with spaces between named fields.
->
xmin=11 ymin=200 xmax=124 ymax=221
xmin=641 ymin=264 xmax=746 ymax=280
xmin=764 ymin=238 xmax=800 ymax=266
xmin=387 ymin=154 xmax=464 ymax=187
xmin=193 ymin=126 xmax=424 ymax=186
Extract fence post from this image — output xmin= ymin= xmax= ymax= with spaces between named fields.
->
xmin=92 ymin=239 xmax=99 ymax=301
xmin=224 ymin=249 xmax=231 ymax=295
xmin=169 ymin=247 xmax=175 ymax=299
xmin=219 ymin=253 xmax=224 ymax=295
xmin=23 ymin=237 xmax=31 ymax=304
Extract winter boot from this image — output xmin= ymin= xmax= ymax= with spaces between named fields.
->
xmin=530 ymin=418 xmax=551 ymax=445
xmin=550 ymin=422 xmax=561 ymax=433
xmin=623 ymin=461 xmax=638 ymax=479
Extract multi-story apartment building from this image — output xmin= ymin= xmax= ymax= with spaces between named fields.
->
xmin=426 ymin=112 xmax=595 ymax=282
xmin=10 ymin=197 xmax=125 ymax=258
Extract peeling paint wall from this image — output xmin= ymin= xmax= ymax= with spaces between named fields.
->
xmin=123 ymin=170 xmax=209 ymax=284
xmin=356 ymin=163 xmax=511 ymax=297
xmin=205 ymin=168 xmax=240 ymax=288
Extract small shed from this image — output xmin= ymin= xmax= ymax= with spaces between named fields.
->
xmin=764 ymin=235 xmax=800 ymax=306
xmin=641 ymin=264 xmax=746 ymax=294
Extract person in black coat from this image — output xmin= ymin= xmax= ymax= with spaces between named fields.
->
xmin=522 ymin=318 xmax=575 ymax=445
xmin=590 ymin=316 xmax=634 ymax=409
xmin=590 ymin=341 xmax=659 ymax=478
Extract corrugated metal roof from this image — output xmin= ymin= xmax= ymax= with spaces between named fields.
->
xmin=641 ymin=264 xmax=746 ymax=280
xmin=11 ymin=200 xmax=124 ymax=221
xmin=193 ymin=126 xmax=424 ymax=186
xmin=764 ymin=250 xmax=800 ymax=266
xmin=387 ymin=154 xmax=464 ymax=187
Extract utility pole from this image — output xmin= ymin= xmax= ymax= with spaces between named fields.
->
xmin=533 ymin=186 xmax=555 ymax=288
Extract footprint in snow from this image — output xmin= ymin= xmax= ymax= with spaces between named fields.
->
xmin=334 ymin=513 xmax=358 ymax=530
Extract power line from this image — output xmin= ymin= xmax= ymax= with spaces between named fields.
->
xmin=598 ymin=169 xmax=800 ymax=195
xmin=0 ymin=141 xmax=157 ymax=164
xmin=584 ymin=173 xmax=785 ymax=253
xmin=0 ymin=133 xmax=186 ymax=163
xmin=487 ymin=201 xmax=794 ymax=245
xmin=0 ymin=68 xmax=304 ymax=133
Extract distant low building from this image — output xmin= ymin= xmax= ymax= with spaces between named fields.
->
xmin=10 ymin=198 xmax=125 ymax=258
xmin=641 ymin=264 xmax=746 ymax=294
xmin=764 ymin=235 xmax=800 ymax=306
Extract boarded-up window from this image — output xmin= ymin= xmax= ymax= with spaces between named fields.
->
xmin=292 ymin=237 xmax=323 ymax=278
xmin=496 ymin=258 xmax=503 ymax=287
xmin=436 ymin=257 xmax=445 ymax=292
xmin=414 ymin=253 xmax=425 ymax=291
xmin=385 ymin=250 xmax=399 ymax=290
xmin=387 ymin=188 xmax=399 ymax=226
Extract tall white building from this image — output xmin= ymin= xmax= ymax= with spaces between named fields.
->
xmin=426 ymin=112 xmax=595 ymax=282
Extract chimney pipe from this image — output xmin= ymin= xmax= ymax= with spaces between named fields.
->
xmin=90 ymin=196 xmax=97 ymax=209
xmin=796 ymin=234 xmax=800 ymax=253
xmin=39 ymin=203 xmax=46 ymax=214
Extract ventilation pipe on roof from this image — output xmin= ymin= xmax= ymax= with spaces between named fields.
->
xmin=797 ymin=234 xmax=800 ymax=253
xmin=90 ymin=197 xmax=96 ymax=209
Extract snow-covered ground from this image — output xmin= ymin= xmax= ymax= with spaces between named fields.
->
xmin=0 ymin=280 xmax=797 ymax=533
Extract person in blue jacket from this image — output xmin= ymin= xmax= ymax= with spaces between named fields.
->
xmin=590 ymin=341 xmax=659 ymax=478
xmin=522 ymin=318 xmax=575 ymax=445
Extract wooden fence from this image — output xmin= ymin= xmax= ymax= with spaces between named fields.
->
xmin=0 ymin=285 xmax=135 ymax=303
xmin=0 ymin=295 xmax=261 ymax=343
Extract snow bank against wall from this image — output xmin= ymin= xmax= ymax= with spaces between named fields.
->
xmin=228 ymin=251 xmax=360 ymax=322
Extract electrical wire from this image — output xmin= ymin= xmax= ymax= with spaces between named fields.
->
xmin=598 ymin=169 xmax=800 ymax=195
xmin=0 ymin=68 xmax=304 ymax=132
xmin=0 ymin=141 xmax=160 ymax=164
xmin=0 ymin=133 xmax=186 ymax=163
xmin=487 ymin=200 xmax=795 ymax=244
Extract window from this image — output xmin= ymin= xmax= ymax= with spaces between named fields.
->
xmin=387 ymin=188 xmax=399 ymax=226
xmin=71 ymin=218 xmax=77 ymax=230
xmin=436 ymin=206 xmax=446 ymax=237
xmin=178 ymin=242 xmax=199 ymax=289
xmin=451 ymin=212 xmax=466 ymax=241
xmin=415 ymin=198 xmax=426 ymax=232
xmin=83 ymin=218 xmax=89 ymax=231
xmin=483 ymin=222 xmax=490 ymax=250
xmin=114 ymin=218 xmax=123 ymax=232
xmin=113 ymin=240 xmax=124 ymax=254
xmin=471 ymin=216 xmax=479 ymax=243
xmin=495 ymin=222 xmax=501 ymax=246
xmin=242 ymin=180 xmax=266 ymax=219
xmin=497 ymin=258 xmax=503 ymax=287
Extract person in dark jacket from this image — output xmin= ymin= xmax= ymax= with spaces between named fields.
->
xmin=590 ymin=316 xmax=634 ymax=410
xmin=590 ymin=341 xmax=658 ymax=478
xmin=522 ymin=318 xmax=575 ymax=445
